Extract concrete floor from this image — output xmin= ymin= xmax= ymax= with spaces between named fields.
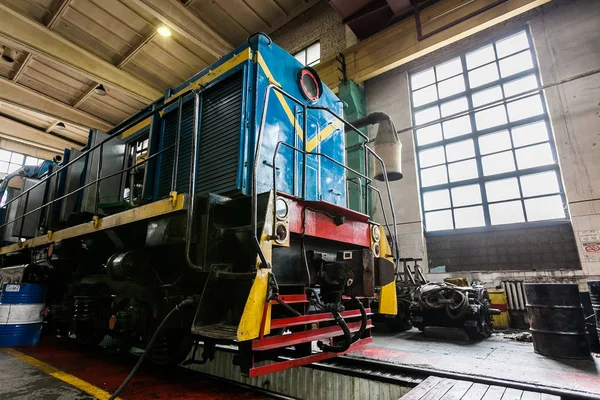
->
xmin=0 ymin=351 xmax=91 ymax=400
xmin=0 ymin=340 xmax=267 ymax=400
xmin=347 ymin=329 xmax=600 ymax=398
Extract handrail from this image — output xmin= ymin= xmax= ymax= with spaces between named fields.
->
xmin=253 ymin=84 xmax=400 ymax=263
xmin=0 ymin=89 xmax=196 ymax=231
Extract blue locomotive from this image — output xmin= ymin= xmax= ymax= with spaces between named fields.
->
xmin=0 ymin=34 xmax=402 ymax=377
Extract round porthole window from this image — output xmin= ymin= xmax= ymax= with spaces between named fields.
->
xmin=299 ymin=67 xmax=322 ymax=102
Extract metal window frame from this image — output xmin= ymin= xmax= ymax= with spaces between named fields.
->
xmin=409 ymin=27 xmax=568 ymax=235
xmin=293 ymin=41 xmax=321 ymax=67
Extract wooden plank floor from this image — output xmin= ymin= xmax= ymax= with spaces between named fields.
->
xmin=401 ymin=376 xmax=561 ymax=400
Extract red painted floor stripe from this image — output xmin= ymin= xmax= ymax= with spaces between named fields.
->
xmin=14 ymin=337 xmax=266 ymax=400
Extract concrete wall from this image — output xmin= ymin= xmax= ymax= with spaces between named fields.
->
xmin=365 ymin=0 xmax=600 ymax=288
xmin=270 ymin=0 xmax=349 ymax=60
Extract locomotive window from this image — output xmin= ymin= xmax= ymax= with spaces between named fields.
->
xmin=410 ymin=29 xmax=567 ymax=232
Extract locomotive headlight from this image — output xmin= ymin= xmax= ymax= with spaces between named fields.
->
xmin=275 ymin=223 xmax=288 ymax=244
xmin=275 ymin=197 xmax=288 ymax=219
xmin=373 ymin=242 xmax=381 ymax=258
xmin=372 ymin=225 xmax=381 ymax=242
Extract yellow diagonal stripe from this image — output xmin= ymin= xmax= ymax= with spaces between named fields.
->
xmin=306 ymin=120 xmax=343 ymax=152
xmin=256 ymin=52 xmax=304 ymax=140
xmin=2 ymin=348 xmax=121 ymax=400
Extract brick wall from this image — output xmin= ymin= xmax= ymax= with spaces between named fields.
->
xmin=270 ymin=1 xmax=346 ymax=61
xmin=426 ymin=222 xmax=581 ymax=273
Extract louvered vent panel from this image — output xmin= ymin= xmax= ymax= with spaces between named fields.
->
xmin=156 ymin=73 xmax=243 ymax=198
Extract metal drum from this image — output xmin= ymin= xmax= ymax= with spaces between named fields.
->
xmin=524 ymin=283 xmax=589 ymax=359
xmin=0 ymin=283 xmax=46 ymax=346
xmin=588 ymin=281 xmax=600 ymax=344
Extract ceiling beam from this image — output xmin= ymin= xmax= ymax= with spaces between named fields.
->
xmin=315 ymin=0 xmax=551 ymax=91
xmin=46 ymin=0 xmax=73 ymax=28
xmin=126 ymin=0 xmax=233 ymax=58
xmin=12 ymin=53 xmax=31 ymax=82
xmin=0 ymin=4 xmax=163 ymax=103
xmin=0 ymin=114 xmax=79 ymax=153
xmin=0 ymin=76 xmax=113 ymax=132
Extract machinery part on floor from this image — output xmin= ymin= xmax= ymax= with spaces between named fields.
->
xmin=108 ymin=297 xmax=195 ymax=400
xmin=524 ymin=283 xmax=590 ymax=359
xmin=0 ymin=283 xmax=46 ymax=346
xmin=0 ymin=33 xmax=400 ymax=377
xmin=410 ymin=282 xmax=499 ymax=340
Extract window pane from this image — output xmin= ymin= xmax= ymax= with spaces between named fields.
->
xmin=294 ymin=51 xmax=305 ymax=64
xmin=515 ymin=143 xmax=554 ymax=169
xmin=472 ymin=86 xmax=503 ymax=107
xmin=485 ymin=178 xmax=520 ymax=202
xmin=412 ymin=68 xmax=435 ymax=90
xmin=412 ymin=85 xmax=438 ymax=107
xmin=425 ymin=209 xmax=453 ymax=231
xmin=490 ymin=200 xmax=525 ymax=225
xmin=499 ymin=51 xmax=534 ymax=78
xmin=496 ymin=31 xmax=529 ymax=58
xmin=442 ymin=116 xmax=472 ymax=139
xmin=475 ymin=105 xmax=507 ymax=130
xmin=511 ymin=121 xmax=548 ymax=148
xmin=0 ymin=161 xmax=8 ymax=173
xmin=0 ymin=150 xmax=10 ymax=162
xmin=10 ymin=153 xmax=24 ymax=164
xmin=448 ymin=159 xmax=478 ymax=182
xmin=478 ymin=130 xmax=511 ymax=155
xmin=446 ymin=139 xmax=475 ymax=162
xmin=451 ymin=184 xmax=481 ymax=206
xmin=454 ymin=206 xmax=485 ymax=229
xmin=416 ymin=124 xmax=443 ymax=145
xmin=482 ymin=151 xmax=515 ymax=176
xmin=520 ymin=171 xmax=560 ymax=197
xmin=25 ymin=156 xmax=39 ymax=165
xmin=7 ymin=163 xmax=20 ymax=173
xmin=423 ymin=189 xmax=451 ymax=211
xmin=436 ymin=57 xmax=463 ymax=81
xmin=438 ymin=75 xmax=465 ymax=99
xmin=468 ymin=63 xmax=499 ymax=88
xmin=503 ymin=75 xmax=538 ymax=97
xmin=507 ymin=94 xmax=544 ymax=122
xmin=419 ymin=146 xmax=445 ymax=168
xmin=466 ymin=44 xmax=495 ymax=70
xmin=525 ymin=195 xmax=565 ymax=221
xmin=441 ymin=97 xmax=468 ymax=117
xmin=415 ymin=106 xmax=440 ymax=125
xmin=421 ymin=165 xmax=448 ymax=187
xmin=306 ymin=42 xmax=320 ymax=65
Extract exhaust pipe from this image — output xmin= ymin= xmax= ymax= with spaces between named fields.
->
xmin=346 ymin=112 xmax=403 ymax=181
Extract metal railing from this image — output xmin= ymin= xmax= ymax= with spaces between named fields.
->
xmin=0 ymin=88 xmax=197 ymax=238
xmin=252 ymin=84 xmax=400 ymax=263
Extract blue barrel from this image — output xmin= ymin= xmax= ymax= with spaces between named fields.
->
xmin=0 ymin=283 xmax=46 ymax=346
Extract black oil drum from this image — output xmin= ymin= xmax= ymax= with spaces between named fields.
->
xmin=524 ymin=283 xmax=589 ymax=359
xmin=588 ymin=281 xmax=600 ymax=345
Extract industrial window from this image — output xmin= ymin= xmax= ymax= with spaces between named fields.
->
xmin=293 ymin=41 xmax=320 ymax=66
xmin=410 ymin=29 xmax=567 ymax=232
xmin=0 ymin=149 xmax=43 ymax=175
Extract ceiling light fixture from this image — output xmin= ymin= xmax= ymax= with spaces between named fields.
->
xmin=94 ymin=84 xmax=107 ymax=96
xmin=56 ymin=122 xmax=66 ymax=130
xmin=1 ymin=46 xmax=16 ymax=64
xmin=157 ymin=26 xmax=172 ymax=37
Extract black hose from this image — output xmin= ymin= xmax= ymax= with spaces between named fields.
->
xmin=350 ymin=298 xmax=368 ymax=343
xmin=317 ymin=310 xmax=352 ymax=353
xmin=108 ymin=298 xmax=195 ymax=400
